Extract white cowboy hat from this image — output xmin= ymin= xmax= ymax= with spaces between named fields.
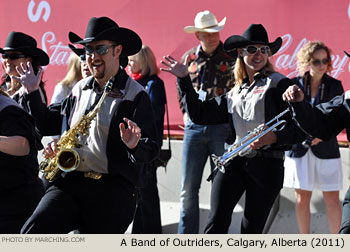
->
xmin=184 ymin=10 xmax=226 ymax=33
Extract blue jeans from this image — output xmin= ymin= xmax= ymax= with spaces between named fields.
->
xmin=178 ymin=121 xmax=232 ymax=233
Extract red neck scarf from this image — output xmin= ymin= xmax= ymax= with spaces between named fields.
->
xmin=130 ymin=72 xmax=144 ymax=81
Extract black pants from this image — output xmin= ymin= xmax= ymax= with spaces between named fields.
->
xmin=339 ymin=186 xmax=350 ymax=234
xmin=21 ymin=172 xmax=137 ymax=234
xmin=132 ymin=165 xmax=162 ymax=234
xmin=0 ymin=178 xmax=44 ymax=233
xmin=204 ymin=156 xmax=284 ymax=234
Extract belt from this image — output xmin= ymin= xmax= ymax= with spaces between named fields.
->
xmin=62 ymin=171 xmax=103 ymax=180
xmin=250 ymin=150 xmax=285 ymax=160
xmin=84 ymin=171 xmax=103 ymax=180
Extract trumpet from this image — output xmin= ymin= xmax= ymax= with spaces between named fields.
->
xmin=211 ymin=108 xmax=290 ymax=175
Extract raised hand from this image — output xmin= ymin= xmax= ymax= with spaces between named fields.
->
xmin=282 ymin=84 xmax=304 ymax=103
xmin=12 ymin=61 xmax=43 ymax=93
xmin=119 ymin=118 xmax=142 ymax=149
xmin=160 ymin=55 xmax=189 ymax=78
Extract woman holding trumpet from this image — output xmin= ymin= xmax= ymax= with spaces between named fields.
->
xmin=162 ymin=24 xmax=303 ymax=233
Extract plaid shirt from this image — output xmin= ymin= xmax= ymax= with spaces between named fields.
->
xmin=177 ymin=42 xmax=235 ymax=113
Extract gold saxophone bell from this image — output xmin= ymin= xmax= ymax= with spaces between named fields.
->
xmin=40 ymin=76 xmax=115 ymax=182
xmin=56 ymin=148 xmax=80 ymax=172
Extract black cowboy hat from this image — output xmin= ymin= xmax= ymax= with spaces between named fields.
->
xmin=68 ymin=44 xmax=85 ymax=58
xmin=68 ymin=43 xmax=128 ymax=67
xmin=0 ymin=31 xmax=49 ymax=66
xmin=344 ymin=51 xmax=350 ymax=58
xmin=224 ymin=24 xmax=282 ymax=55
xmin=68 ymin=43 xmax=87 ymax=63
xmin=69 ymin=16 xmax=142 ymax=57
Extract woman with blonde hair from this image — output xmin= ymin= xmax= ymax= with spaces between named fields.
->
xmin=284 ymin=41 xmax=343 ymax=233
xmin=162 ymin=24 xmax=302 ymax=233
xmin=51 ymin=44 xmax=91 ymax=104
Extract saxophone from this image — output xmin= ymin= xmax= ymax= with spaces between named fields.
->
xmin=40 ymin=76 xmax=114 ymax=181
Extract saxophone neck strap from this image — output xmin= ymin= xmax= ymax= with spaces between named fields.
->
xmin=84 ymin=76 xmax=115 ymax=115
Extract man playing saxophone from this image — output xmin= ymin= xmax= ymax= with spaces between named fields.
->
xmin=17 ymin=16 xmax=159 ymax=234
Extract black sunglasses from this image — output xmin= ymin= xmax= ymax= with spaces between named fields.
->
xmin=84 ymin=44 xmax=118 ymax=56
xmin=2 ymin=53 xmax=28 ymax=60
xmin=311 ymin=58 xmax=329 ymax=66
xmin=242 ymin=45 xmax=270 ymax=55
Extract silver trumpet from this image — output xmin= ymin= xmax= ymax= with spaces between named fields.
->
xmin=211 ymin=108 xmax=290 ymax=175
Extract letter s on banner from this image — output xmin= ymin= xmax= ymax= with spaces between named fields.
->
xmin=27 ymin=0 xmax=51 ymax=22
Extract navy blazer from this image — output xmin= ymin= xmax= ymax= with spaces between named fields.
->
xmin=287 ymin=73 xmax=344 ymax=159
xmin=137 ymin=74 xmax=166 ymax=148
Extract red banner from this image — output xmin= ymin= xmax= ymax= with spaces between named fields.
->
xmin=1 ymin=0 xmax=350 ymax=141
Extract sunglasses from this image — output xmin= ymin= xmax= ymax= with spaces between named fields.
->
xmin=311 ymin=58 xmax=329 ymax=66
xmin=242 ymin=45 xmax=270 ymax=55
xmin=2 ymin=53 xmax=28 ymax=60
xmin=84 ymin=44 xmax=118 ymax=56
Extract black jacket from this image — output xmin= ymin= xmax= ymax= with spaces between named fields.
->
xmin=0 ymin=95 xmax=39 ymax=190
xmin=12 ymin=86 xmax=47 ymax=151
xmin=25 ymin=68 xmax=159 ymax=187
xmin=137 ymin=74 xmax=166 ymax=147
xmin=287 ymin=73 xmax=344 ymax=159
xmin=292 ymin=92 xmax=350 ymax=145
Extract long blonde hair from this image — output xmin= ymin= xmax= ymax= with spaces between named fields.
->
xmin=296 ymin=41 xmax=332 ymax=76
xmin=233 ymin=49 xmax=275 ymax=86
xmin=128 ymin=45 xmax=159 ymax=76
xmin=59 ymin=53 xmax=82 ymax=87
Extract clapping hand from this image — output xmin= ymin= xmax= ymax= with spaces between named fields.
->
xmin=120 ymin=118 xmax=142 ymax=149
xmin=12 ymin=61 xmax=43 ymax=93
xmin=160 ymin=55 xmax=189 ymax=78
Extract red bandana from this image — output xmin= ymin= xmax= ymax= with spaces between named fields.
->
xmin=130 ymin=72 xmax=144 ymax=81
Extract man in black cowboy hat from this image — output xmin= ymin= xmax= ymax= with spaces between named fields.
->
xmin=176 ymin=10 xmax=235 ymax=234
xmin=19 ymin=16 xmax=159 ymax=234
xmin=283 ymin=50 xmax=350 ymax=234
